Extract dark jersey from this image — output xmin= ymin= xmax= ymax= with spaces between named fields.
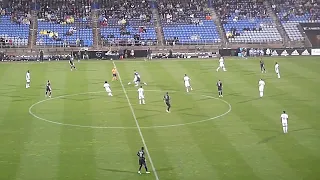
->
xmin=163 ymin=94 xmax=170 ymax=103
xmin=135 ymin=72 xmax=141 ymax=82
xmin=260 ymin=60 xmax=264 ymax=67
xmin=137 ymin=150 xmax=146 ymax=165
xmin=217 ymin=81 xmax=222 ymax=91
xmin=46 ymin=82 xmax=51 ymax=91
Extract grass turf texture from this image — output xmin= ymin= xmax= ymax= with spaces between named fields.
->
xmin=0 ymin=56 xmax=319 ymax=180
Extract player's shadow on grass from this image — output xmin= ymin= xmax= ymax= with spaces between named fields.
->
xmin=237 ymin=93 xmax=287 ymax=104
xmin=255 ymin=127 xmax=315 ymax=144
xmin=99 ymin=167 xmax=172 ymax=174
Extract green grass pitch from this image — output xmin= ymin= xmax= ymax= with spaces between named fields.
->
xmin=0 ymin=56 xmax=319 ymax=180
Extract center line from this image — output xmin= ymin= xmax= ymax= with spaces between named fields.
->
xmin=112 ymin=61 xmax=160 ymax=180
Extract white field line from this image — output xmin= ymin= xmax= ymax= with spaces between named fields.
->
xmin=112 ymin=61 xmax=160 ymax=180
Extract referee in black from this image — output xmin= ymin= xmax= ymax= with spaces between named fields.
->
xmin=137 ymin=147 xmax=150 ymax=174
xmin=163 ymin=92 xmax=171 ymax=113
xmin=217 ymin=80 xmax=223 ymax=97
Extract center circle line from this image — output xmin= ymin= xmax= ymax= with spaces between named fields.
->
xmin=28 ymin=90 xmax=232 ymax=129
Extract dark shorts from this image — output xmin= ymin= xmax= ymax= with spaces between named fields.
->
xmin=139 ymin=159 xmax=146 ymax=166
xmin=218 ymin=89 xmax=222 ymax=92
xmin=113 ymin=74 xmax=117 ymax=77
xmin=46 ymin=87 xmax=51 ymax=92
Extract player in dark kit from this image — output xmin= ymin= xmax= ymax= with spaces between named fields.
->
xmin=217 ymin=80 xmax=223 ymax=97
xmin=69 ymin=57 xmax=76 ymax=71
xmin=260 ymin=58 xmax=266 ymax=73
xmin=163 ymin=92 xmax=171 ymax=113
xmin=137 ymin=147 xmax=150 ymax=174
xmin=45 ymin=80 xmax=52 ymax=98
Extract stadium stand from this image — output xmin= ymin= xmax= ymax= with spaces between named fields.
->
xmin=99 ymin=0 xmax=157 ymax=46
xmin=271 ymin=0 xmax=320 ymax=41
xmin=159 ymin=0 xmax=221 ymax=45
xmin=217 ymin=0 xmax=282 ymax=43
xmin=0 ymin=0 xmax=30 ymax=47
xmin=36 ymin=0 xmax=93 ymax=47
xmin=1 ymin=0 xmax=318 ymax=48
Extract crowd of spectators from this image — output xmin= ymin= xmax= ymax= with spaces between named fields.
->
xmin=99 ymin=0 xmax=152 ymax=25
xmin=214 ymin=0 xmax=268 ymax=22
xmin=271 ymin=0 xmax=319 ymax=21
xmin=37 ymin=0 xmax=91 ymax=23
xmin=158 ymin=0 xmax=209 ymax=24
xmin=98 ymin=0 xmax=155 ymax=46
xmin=0 ymin=0 xmax=31 ymax=25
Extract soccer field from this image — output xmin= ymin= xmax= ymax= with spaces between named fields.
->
xmin=0 ymin=56 xmax=319 ymax=180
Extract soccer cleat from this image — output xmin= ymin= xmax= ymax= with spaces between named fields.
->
xmin=166 ymin=110 xmax=169 ymax=113
xmin=138 ymin=171 xmax=141 ymax=174
xmin=146 ymin=172 xmax=150 ymax=174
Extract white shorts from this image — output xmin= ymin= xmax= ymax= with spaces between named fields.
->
xmin=259 ymin=87 xmax=264 ymax=92
xmin=139 ymin=95 xmax=144 ymax=100
xmin=105 ymin=88 xmax=111 ymax=93
xmin=219 ymin=64 xmax=224 ymax=68
xmin=282 ymin=120 xmax=288 ymax=127
xmin=26 ymin=79 xmax=30 ymax=83
xmin=185 ymin=82 xmax=190 ymax=87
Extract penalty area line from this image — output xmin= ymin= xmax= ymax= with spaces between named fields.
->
xmin=112 ymin=61 xmax=160 ymax=180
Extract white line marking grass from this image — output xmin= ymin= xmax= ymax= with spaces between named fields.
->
xmin=112 ymin=61 xmax=160 ymax=180
xmin=28 ymin=90 xmax=232 ymax=129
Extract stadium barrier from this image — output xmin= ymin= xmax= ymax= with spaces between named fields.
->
xmin=219 ymin=48 xmax=313 ymax=56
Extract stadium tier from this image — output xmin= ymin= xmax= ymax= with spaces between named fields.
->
xmin=272 ymin=0 xmax=320 ymax=41
xmin=218 ymin=0 xmax=282 ymax=43
xmin=36 ymin=0 xmax=93 ymax=47
xmin=1 ymin=0 xmax=319 ymax=47
xmin=159 ymin=0 xmax=221 ymax=44
xmin=0 ymin=0 xmax=30 ymax=47
xmin=0 ymin=16 xmax=29 ymax=47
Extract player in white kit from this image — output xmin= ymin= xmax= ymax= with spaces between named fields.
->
xmin=280 ymin=111 xmax=289 ymax=133
xmin=103 ymin=81 xmax=113 ymax=96
xmin=183 ymin=74 xmax=193 ymax=92
xmin=26 ymin=70 xmax=30 ymax=88
xmin=216 ymin=56 xmax=226 ymax=72
xmin=275 ymin=62 xmax=280 ymax=78
xmin=138 ymin=86 xmax=145 ymax=104
xmin=258 ymin=79 xmax=265 ymax=98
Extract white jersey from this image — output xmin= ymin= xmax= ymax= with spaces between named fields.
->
xmin=219 ymin=58 xmax=224 ymax=66
xmin=184 ymin=76 xmax=190 ymax=87
xmin=104 ymin=83 xmax=111 ymax=92
xmin=138 ymin=88 xmax=144 ymax=99
xmin=281 ymin=113 xmax=288 ymax=124
xmin=258 ymin=80 xmax=265 ymax=91
xmin=275 ymin=64 xmax=279 ymax=73
xmin=26 ymin=72 xmax=30 ymax=82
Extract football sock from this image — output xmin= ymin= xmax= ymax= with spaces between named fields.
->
xmin=283 ymin=127 xmax=286 ymax=133
xmin=142 ymin=99 xmax=145 ymax=104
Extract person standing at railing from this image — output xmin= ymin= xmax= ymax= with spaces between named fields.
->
xmin=39 ymin=49 xmax=43 ymax=63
